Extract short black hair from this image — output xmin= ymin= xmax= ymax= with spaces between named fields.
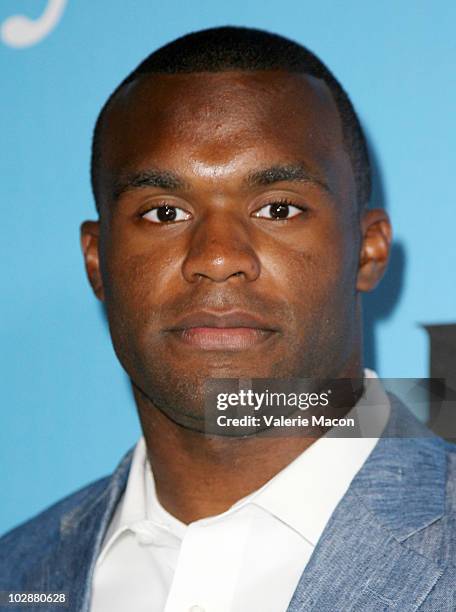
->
xmin=91 ymin=26 xmax=371 ymax=212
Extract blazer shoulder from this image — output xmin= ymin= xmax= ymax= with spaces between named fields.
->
xmin=0 ymin=475 xmax=110 ymax=571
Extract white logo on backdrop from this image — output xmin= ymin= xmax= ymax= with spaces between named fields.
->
xmin=1 ymin=0 xmax=67 ymax=48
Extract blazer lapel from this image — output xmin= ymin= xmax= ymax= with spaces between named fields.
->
xmin=28 ymin=448 xmax=134 ymax=612
xmin=287 ymin=395 xmax=447 ymax=611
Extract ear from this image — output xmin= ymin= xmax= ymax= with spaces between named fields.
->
xmin=357 ymin=208 xmax=392 ymax=292
xmin=80 ymin=220 xmax=104 ymax=301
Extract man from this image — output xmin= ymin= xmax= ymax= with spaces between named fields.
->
xmin=1 ymin=26 xmax=455 ymax=612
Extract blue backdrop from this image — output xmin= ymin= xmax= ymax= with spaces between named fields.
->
xmin=1 ymin=0 xmax=455 ymax=535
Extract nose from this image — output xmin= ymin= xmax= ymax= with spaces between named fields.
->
xmin=181 ymin=212 xmax=261 ymax=283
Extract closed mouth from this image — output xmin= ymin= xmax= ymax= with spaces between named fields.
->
xmin=164 ymin=310 xmax=279 ymax=351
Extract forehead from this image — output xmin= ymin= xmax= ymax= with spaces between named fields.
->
xmin=97 ymin=70 xmax=352 ymax=201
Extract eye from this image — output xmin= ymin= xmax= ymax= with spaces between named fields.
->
xmin=141 ymin=204 xmax=191 ymax=224
xmin=253 ymin=200 xmax=307 ymax=220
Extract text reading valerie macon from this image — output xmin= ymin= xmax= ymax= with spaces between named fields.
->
xmin=199 ymin=377 xmax=451 ymax=438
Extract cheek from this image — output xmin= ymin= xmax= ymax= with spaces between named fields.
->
xmin=100 ymin=232 xmax=181 ymax=334
xmin=262 ymin=217 xmax=359 ymax=311
xmin=100 ymin=247 xmax=180 ymax=379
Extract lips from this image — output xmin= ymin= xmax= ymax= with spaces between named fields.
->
xmin=163 ymin=310 xmax=279 ymax=351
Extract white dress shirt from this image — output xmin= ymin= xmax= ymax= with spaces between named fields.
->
xmin=90 ymin=370 xmax=390 ymax=612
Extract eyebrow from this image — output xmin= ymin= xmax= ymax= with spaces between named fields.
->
xmin=113 ymin=169 xmax=188 ymax=200
xmin=112 ymin=162 xmax=331 ymax=201
xmin=246 ymin=164 xmax=331 ymax=193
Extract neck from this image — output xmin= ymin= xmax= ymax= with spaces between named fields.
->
xmin=134 ymin=360 xmax=364 ymax=524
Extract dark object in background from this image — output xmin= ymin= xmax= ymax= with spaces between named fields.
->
xmin=424 ymin=323 xmax=456 ymax=440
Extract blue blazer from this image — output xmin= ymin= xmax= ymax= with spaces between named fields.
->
xmin=1 ymin=394 xmax=456 ymax=611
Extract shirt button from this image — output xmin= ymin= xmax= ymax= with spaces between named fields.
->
xmin=189 ymin=606 xmax=205 ymax=612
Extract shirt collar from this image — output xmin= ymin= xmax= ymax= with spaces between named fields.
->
xmin=248 ymin=369 xmax=390 ymax=545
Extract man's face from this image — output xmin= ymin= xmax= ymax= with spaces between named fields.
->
xmin=86 ymin=70 xmax=368 ymax=425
